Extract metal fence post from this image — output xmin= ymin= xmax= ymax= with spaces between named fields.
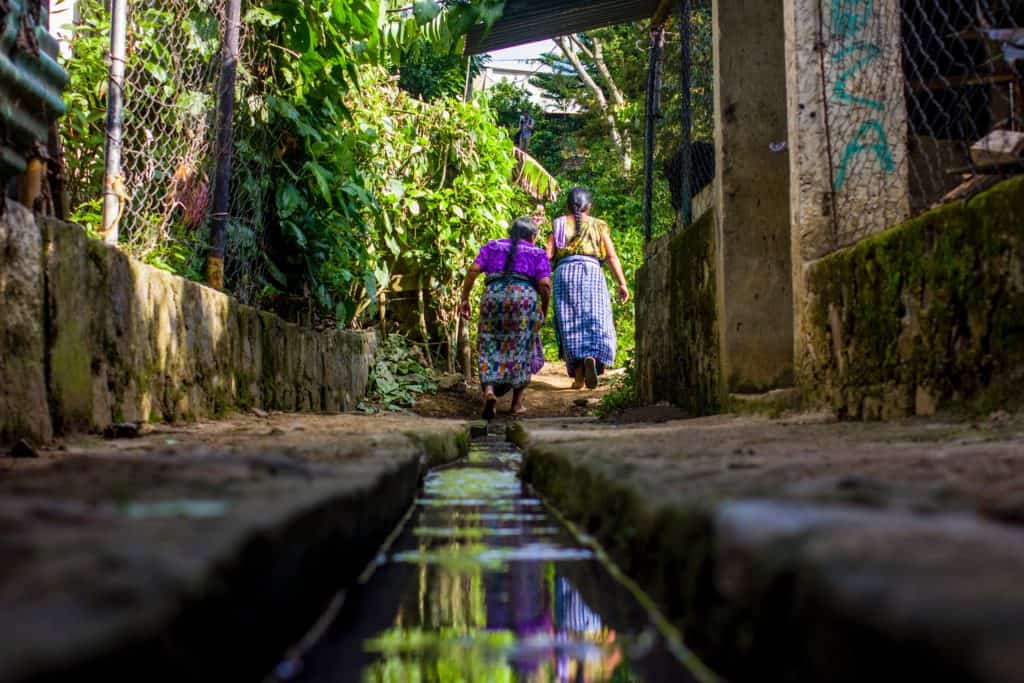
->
xmin=679 ymin=0 xmax=693 ymax=228
xmin=643 ymin=26 xmax=666 ymax=245
xmin=207 ymin=0 xmax=242 ymax=290
xmin=101 ymin=0 xmax=127 ymax=245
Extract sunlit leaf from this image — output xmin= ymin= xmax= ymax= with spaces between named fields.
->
xmin=412 ymin=0 xmax=441 ymax=25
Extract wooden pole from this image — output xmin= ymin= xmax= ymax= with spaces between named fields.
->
xmin=207 ymin=0 xmax=241 ymax=289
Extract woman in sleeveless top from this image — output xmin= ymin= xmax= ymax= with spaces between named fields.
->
xmin=545 ymin=187 xmax=629 ymax=389
xmin=460 ymin=217 xmax=552 ymax=418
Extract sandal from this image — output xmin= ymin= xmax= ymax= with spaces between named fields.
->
xmin=583 ymin=357 xmax=598 ymax=389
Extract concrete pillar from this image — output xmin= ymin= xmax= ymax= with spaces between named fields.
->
xmin=784 ymin=0 xmax=911 ymax=377
xmin=712 ymin=0 xmax=794 ymax=393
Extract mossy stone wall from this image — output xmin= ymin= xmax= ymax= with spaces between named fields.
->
xmin=800 ymin=176 xmax=1024 ymax=418
xmin=1 ymin=209 xmax=377 ymax=444
xmin=636 ymin=210 xmax=724 ymax=415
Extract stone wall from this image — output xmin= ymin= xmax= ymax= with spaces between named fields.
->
xmin=1 ymin=201 xmax=376 ymax=444
xmin=799 ymin=177 xmax=1024 ymax=418
xmin=636 ymin=210 xmax=723 ymax=415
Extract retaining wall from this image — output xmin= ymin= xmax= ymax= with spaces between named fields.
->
xmin=635 ymin=210 xmax=723 ymax=415
xmin=0 ymin=200 xmax=376 ymax=444
xmin=799 ymin=176 xmax=1024 ymax=418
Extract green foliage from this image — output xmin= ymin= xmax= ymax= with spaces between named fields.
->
xmin=398 ymin=40 xmax=487 ymax=101
xmin=362 ymin=333 xmax=438 ymax=411
xmin=60 ymin=0 xmax=107 ymax=222
xmin=486 ymin=80 xmax=541 ymax=130
xmin=343 ymin=68 xmax=530 ymax=349
xmin=595 ymin=351 xmax=638 ymax=416
xmin=60 ymin=0 xmax=514 ymax=335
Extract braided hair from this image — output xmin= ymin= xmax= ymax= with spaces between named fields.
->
xmin=503 ymin=216 xmax=540 ymax=275
xmin=566 ymin=187 xmax=592 ymax=235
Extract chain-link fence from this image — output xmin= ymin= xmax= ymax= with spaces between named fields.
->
xmin=646 ymin=1 xmax=715 ymax=242
xmin=114 ymin=0 xmax=222 ymax=263
xmin=61 ymin=0 xmax=272 ymax=304
xmin=903 ymin=0 xmax=1024 ymax=209
xmin=815 ymin=0 xmax=1024 ymax=249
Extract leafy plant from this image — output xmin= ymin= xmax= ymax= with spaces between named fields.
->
xmin=363 ymin=333 xmax=438 ymax=411
xmin=594 ymin=351 xmax=638 ymax=416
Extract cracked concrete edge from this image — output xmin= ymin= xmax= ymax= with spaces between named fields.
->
xmin=2 ymin=424 xmax=470 ymax=683
xmin=521 ymin=438 xmax=1024 ymax=683
xmin=3 ymin=459 xmax=420 ymax=683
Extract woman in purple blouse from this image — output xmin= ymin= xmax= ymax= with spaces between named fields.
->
xmin=459 ymin=217 xmax=552 ymax=418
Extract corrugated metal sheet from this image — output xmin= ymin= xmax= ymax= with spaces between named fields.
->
xmin=0 ymin=0 xmax=69 ymax=177
xmin=465 ymin=0 xmax=662 ymax=54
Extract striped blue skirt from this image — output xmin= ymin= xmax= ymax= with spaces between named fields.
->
xmin=552 ymin=256 xmax=616 ymax=376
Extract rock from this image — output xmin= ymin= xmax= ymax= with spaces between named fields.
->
xmin=573 ymin=398 xmax=592 ymax=407
xmin=437 ymin=374 xmax=464 ymax=392
xmin=103 ymin=422 xmax=142 ymax=439
xmin=250 ymin=407 xmax=269 ymax=418
xmin=10 ymin=439 xmax=39 ymax=458
xmin=469 ymin=421 xmax=488 ymax=438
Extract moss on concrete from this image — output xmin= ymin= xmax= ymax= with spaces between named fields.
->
xmin=636 ymin=210 xmax=723 ymax=415
xmin=4 ymin=213 xmax=378 ymax=443
xmin=803 ymin=176 xmax=1024 ymax=418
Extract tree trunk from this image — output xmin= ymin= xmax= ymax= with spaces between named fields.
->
xmin=555 ymin=35 xmax=632 ymax=172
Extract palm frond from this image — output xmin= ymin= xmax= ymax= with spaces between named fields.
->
xmin=512 ymin=147 xmax=560 ymax=201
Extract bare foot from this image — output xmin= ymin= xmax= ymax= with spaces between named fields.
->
xmin=511 ymin=403 xmax=527 ymax=415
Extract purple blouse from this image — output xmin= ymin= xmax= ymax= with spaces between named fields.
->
xmin=473 ymin=238 xmax=551 ymax=280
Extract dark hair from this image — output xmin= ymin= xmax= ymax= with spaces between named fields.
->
xmin=566 ymin=187 xmax=592 ymax=234
xmin=503 ymin=217 xmax=539 ymax=274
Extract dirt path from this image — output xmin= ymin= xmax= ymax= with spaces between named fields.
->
xmin=413 ymin=363 xmax=616 ymax=420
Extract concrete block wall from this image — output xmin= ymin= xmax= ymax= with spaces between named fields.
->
xmin=1 ymin=200 xmax=376 ymax=444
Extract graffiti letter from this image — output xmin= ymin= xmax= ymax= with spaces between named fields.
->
xmin=834 ymin=120 xmax=895 ymax=191
xmin=831 ymin=0 xmax=874 ymax=39
xmin=833 ymin=43 xmax=884 ymax=110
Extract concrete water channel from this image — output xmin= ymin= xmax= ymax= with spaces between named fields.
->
xmin=269 ymin=428 xmax=718 ymax=683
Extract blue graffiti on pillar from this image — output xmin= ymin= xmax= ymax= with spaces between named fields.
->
xmin=829 ymin=0 xmax=895 ymax=191
xmin=833 ymin=43 xmax=884 ymax=110
xmin=834 ymin=120 xmax=895 ymax=190
xmin=831 ymin=0 xmax=875 ymax=39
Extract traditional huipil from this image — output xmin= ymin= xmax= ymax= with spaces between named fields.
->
xmin=551 ymin=214 xmax=616 ymax=377
xmin=473 ymin=238 xmax=551 ymax=395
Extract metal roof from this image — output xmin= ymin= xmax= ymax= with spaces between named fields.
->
xmin=464 ymin=0 xmax=663 ymax=54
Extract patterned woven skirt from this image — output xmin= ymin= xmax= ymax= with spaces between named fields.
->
xmin=553 ymin=256 xmax=616 ymax=376
xmin=477 ymin=277 xmax=545 ymax=394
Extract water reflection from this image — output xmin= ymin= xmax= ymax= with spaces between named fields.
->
xmin=284 ymin=439 xmax=707 ymax=683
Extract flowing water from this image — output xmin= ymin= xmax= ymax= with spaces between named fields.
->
xmin=272 ymin=432 xmax=715 ymax=683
